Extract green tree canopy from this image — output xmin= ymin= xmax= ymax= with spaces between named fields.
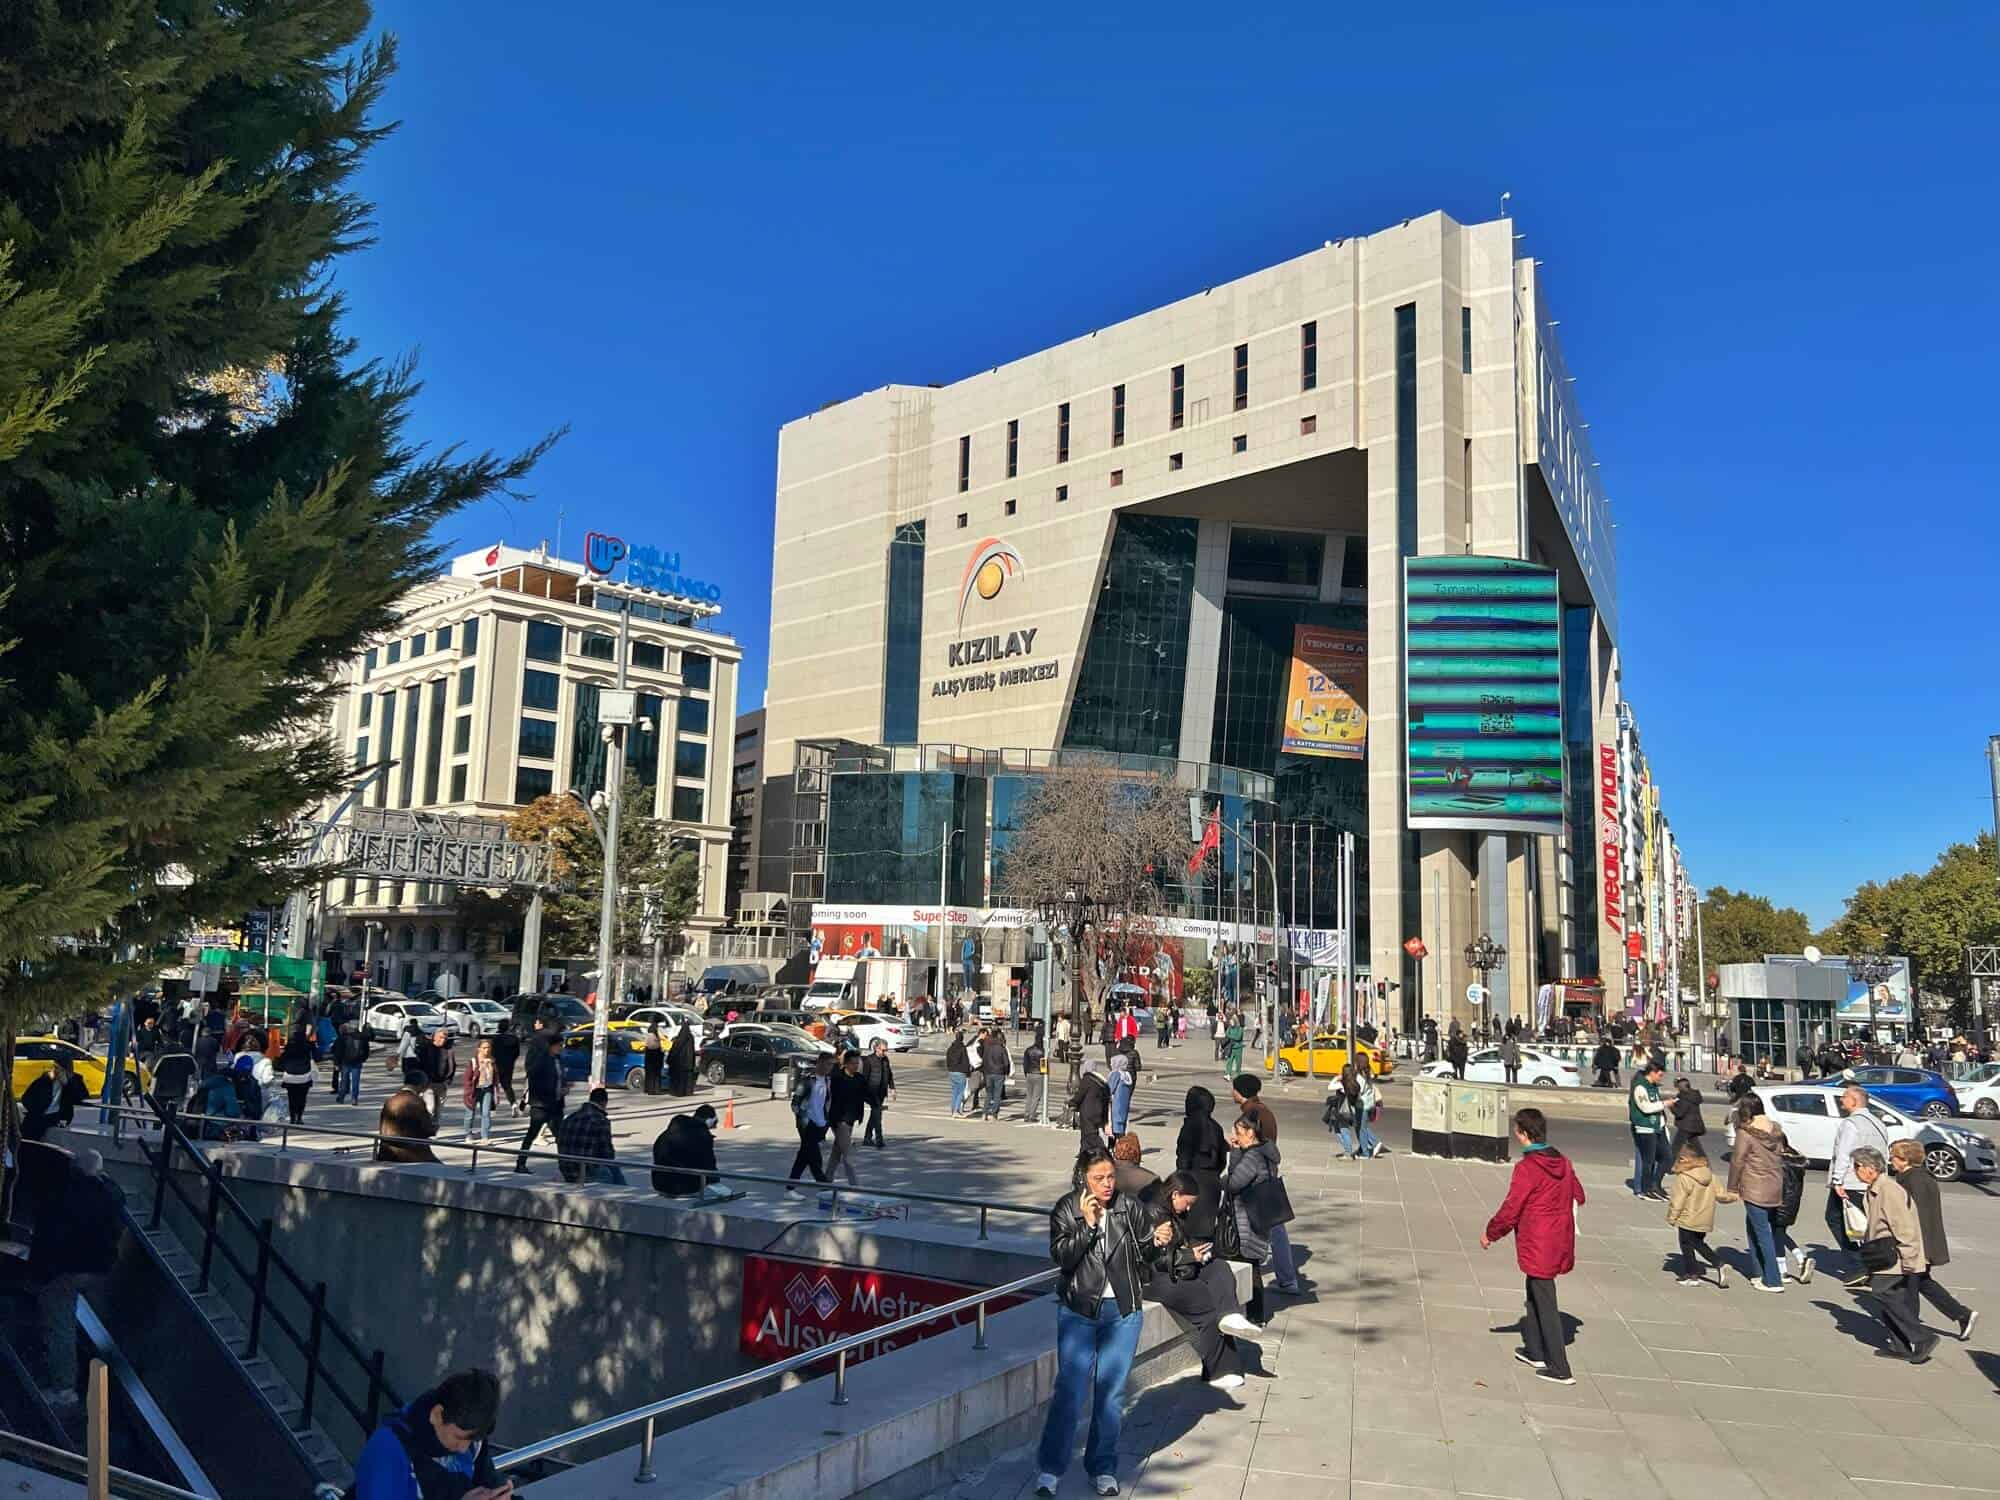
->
xmin=0 ymin=2 xmax=554 ymax=1025
xmin=1820 ymin=834 xmax=2000 ymax=1022
xmin=1682 ymin=887 xmax=1814 ymax=989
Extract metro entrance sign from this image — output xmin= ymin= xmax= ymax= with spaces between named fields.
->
xmin=739 ymin=1253 xmax=1033 ymax=1369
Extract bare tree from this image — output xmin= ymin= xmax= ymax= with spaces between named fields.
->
xmin=999 ymin=762 xmax=1190 ymax=1086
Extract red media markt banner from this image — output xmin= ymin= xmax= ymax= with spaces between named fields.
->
xmin=739 ymin=1253 xmax=1036 ymax=1368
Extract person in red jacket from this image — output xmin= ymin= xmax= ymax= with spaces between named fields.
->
xmin=1481 ymin=1107 xmax=1586 ymax=1385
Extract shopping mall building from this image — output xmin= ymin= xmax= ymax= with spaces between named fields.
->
xmin=750 ymin=210 xmax=1692 ymax=1032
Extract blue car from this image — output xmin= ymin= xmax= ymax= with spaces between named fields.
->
xmin=1826 ymin=1066 xmax=1959 ymax=1120
xmin=559 ymin=1028 xmax=652 ymax=1092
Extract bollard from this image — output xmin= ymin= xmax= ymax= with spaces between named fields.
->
xmin=633 ymin=1414 xmax=657 ymax=1484
xmin=831 ymin=1348 xmax=848 ymax=1406
xmin=974 ymin=1298 xmax=988 ymax=1351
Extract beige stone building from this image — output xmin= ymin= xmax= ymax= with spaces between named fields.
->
xmin=758 ymin=210 xmax=1629 ymax=1032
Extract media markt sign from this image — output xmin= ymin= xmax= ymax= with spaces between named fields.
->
xmin=931 ymin=535 xmax=1060 ymax=700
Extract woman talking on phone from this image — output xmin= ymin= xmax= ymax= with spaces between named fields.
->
xmin=1033 ymin=1147 xmax=1152 ymax=1498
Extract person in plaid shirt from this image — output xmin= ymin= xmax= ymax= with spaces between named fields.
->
xmin=556 ymin=1086 xmax=625 ymax=1184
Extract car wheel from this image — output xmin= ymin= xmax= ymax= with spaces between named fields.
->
xmin=1274 ymin=1059 xmax=1295 ymax=1079
xmin=625 ymin=1065 xmax=647 ymax=1092
xmin=1925 ymin=1145 xmax=1963 ymax=1182
xmin=1922 ymin=1100 xmax=1952 ymax=1120
xmin=705 ymin=1062 xmax=727 ymax=1085
xmin=1531 ymin=1075 xmax=1556 ymax=1087
xmin=1975 ymin=1098 xmax=1999 ymax=1120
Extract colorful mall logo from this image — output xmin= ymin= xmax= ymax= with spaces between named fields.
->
xmin=1598 ymin=745 xmax=1622 ymax=934
xmin=957 ymin=537 xmax=1023 ymax=629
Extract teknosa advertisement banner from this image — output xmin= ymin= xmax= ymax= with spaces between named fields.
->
xmin=1280 ymin=624 xmax=1367 ymax=760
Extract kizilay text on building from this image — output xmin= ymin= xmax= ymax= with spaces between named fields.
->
xmin=932 ymin=628 xmax=1058 ymax=698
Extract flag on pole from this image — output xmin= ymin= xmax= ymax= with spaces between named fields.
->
xmin=1186 ymin=805 xmax=1221 ymax=872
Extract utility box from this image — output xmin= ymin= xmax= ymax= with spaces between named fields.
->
xmin=1449 ymin=1081 xmax=1511 ymax=1163
xmin=1410 ymin=1074 xmax=1452 ymax=1158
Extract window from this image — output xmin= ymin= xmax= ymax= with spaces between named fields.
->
xmin=518 ymin=717 xmax=557 ymax=760
xmin=364 ymin=648 xmax=378 ymax=680
xmin=1396 ymin=303 xmax=1417 ymax=558
xmin=1232 ymin=434 xmax=1247 ymax=454
xmin=354 ymin=735 xmax=369 ymax=767
xmin=435 ymin=624 xmax=453 ymax=652
xmin=375 ymin=693 xmax=396 ymax=806
xmin=570 ymin=681 xmax=604 ymax=797
xmin=422 ymin=678 xmax=447 ymax=805
xmin=457 ymin=665 xmax=475 ymax=706
xmin=386 ymin=640 xmax=401 ymax=665
xmin=515 ymin=766 xmax=553 ymax=803
xmin=462 ymin=618 xmax=480 ymax=655
xmin=1060 ymin=515 xmax=1199 ymax=759
xmin=957 ymin=434 xmax=970 ymax=493
xmin=1055 ymin=484 xmax=1067 ymax=502
xmin=1170 ymin=365 xmax=1185 ymax=429
xmin=525 ymin=620 xmax=562 ymax=662
xmin=410 ymin=633 xmax=426 ymax=658
xmin=679 ymin=694 xmax=710 ymax=735
xmin=675 ymin=738 xmax=707 ymax=780
xmin=398 ymin=685 xmax=420 ymax=807
xmin=672 ymin=786 xmax=705 ymax=822
xmin=1109 ymin=469 xmax=1123 ymax=488
xmin=956 ymin=512 xmax=967 ymax=529
xmin=1006 ymin=419 xmax=1018 ymax=478
xmin=1004 ymin=498 xmax=1016 ymax=516
xmin=1168 ymin=453 xmax=1183 ymax=471
xmin=1301 ymin=321 xmax=1317 ymax=391
xmin=1461 ymin=306 xmax=1472 ymax=374
xmin=1111 ymin=384 xmax=1125 ymax=447
xmin=453 ymin=715 xmax=471 ymax=755
xmin=631 ymin=640 xmax=665 ymax=671
xmin=1300 ymin=415 xmax=1317 ymax=436
xmin=1228 ymin=527 xmax=1323 ymax=589
xmin=682 ymin=651 xmax=712 ymax=690
xmin=359 ymin=695 xmax=373 ymax=728
xmin=1773 ymin=1094 xmax=1829 ymax=1117
xmin=522 ymin=669 xmax=559 ymax=711
xmin=580 ymin=631 xmax=615 ymax=662
xmin=631 ymin=691 xmax=662 ymax=786
xmin=1233 ymin=344 xmax=1248 ymax=411
xmin=1056 ymin=402 xmax=1069 ymax=463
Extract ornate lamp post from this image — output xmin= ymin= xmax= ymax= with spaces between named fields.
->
xmin=1464 ymin=934 xmax=1507 ymax=1038
xmin=1036 ymin=877 xmax=1103 ymax=1104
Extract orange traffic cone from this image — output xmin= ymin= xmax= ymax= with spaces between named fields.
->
xmin=721 ymin=1092 xmax=738 ymax=1130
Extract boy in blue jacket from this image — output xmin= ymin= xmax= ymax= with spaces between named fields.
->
xmin=352 ymin=1369 xmax=510 ymax=1500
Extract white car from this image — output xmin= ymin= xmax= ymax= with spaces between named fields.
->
xmin=622 ymin=1005 xmax=705 ymax=1037
xmin=364 ymin=998 xmax=452 ymax=1043
xmin=1419 ymin=1047 xmax=1582 ymax=1088
xmin=833 ymin=1013 xmax=920 ymax=1052
xmin=440 ymin=998 xmax=512 ymax=1037
xmin=1952 ymin=1070 xmax=2000 ymax=1119
xmin=1726 ymin=1085 xmax=1997 ymax=1183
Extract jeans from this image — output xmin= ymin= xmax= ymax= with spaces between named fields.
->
xmin=1521 ymin=1276 xmax=1570 ymax=1378
xmin=1630 ymin=1129 xmax=1666 ymax=1195
xmin=584 ymin=1163 xmax=627 ymax=1185
xmin=1825 ymin=1186 xmax=1857 ymax=1255
xmin=1267 ymin=1223 xmax=1299 ymax=1291
xmin=473 ymin=1087 xmax=493 ymax=1140
xmin=337 ymin=1064 xmax=362 ymax=1103
xmin=1036 ymin=1300 xmax=1144 ymax=1481
xmin=1338 ymin=1118 xmax=1382 ymax=1157
xmin=864 ymin=1097 xmax=886 ymax=1147
xmin=1744 ymin=1202 xmax=1784 ymax=1287
xmin=985 ymin=1076 xmax=1006 ymax=1118
xmin=789 ymin=1120 xmax=829 ymax=1183
xmin=949 ymin=1073 xmax=967 ymax=1115
xmin=1110 ymin=1085 xmax=1131 ymax=1136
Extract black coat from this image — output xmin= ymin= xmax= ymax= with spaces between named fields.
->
xmin=860 ymin=1053 xmax=895 ymax=1098
xmin=489 ymin=1029 xmax=521 ymax=1070
xmin=652 ymin=1116 xmax=719 ymax=1196
xmin=1175 ymin=1087 xmax=1227 ymax=1174
xmin=828 ymin=1069 xmax=868 ymax=1127
xmin=1048 ymin=1188 xmax=1150 ymax=1317
xmin=944 ymin=1038 xmax=970 ymax=1074
xmin=1670 ymin=1088 xmax=1705 ymax=1137
xmin=981 ymin=1039 xmax=1012 ymax=1077
xmin=1899 ymin=1162 xmax=1950 ymax=1267
xmin=524 ymin=1044 xmax=564 ymax=1113
xmin=1071 ymin=1073 xmax=1110 ymax=1145
xmin=20 ymin=1071 xmax=87 ymax=1140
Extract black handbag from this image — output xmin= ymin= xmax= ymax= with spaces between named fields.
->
xmin=1212 ymin=1195 xmax=1244 ymax=1261
xmin=1858 ymin=1236 xmax=1899 ymax=1273
xmin=1240 ymin=1172 xmax=1296 ymax=1234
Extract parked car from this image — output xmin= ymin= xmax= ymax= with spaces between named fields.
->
xmin=826 ymin=1010 xmax=920 ymax=1052
xmin=1726 ymin=1085 xmax=1994 ymax=1182
xmin=610 ymin=1005 xmax=708 ymax=1039
xmin=1418 ymin=1046 xmax=1577 ymax=1088
xmin=1825 ymin=1066 xmax=1958 ymax=1120
xmin=12 ymin=1036 xmax=149 ymax=1102
xmin=440 ymin=998 xmax=513 ymax=1037
xmin=363 ymin=999 xmax=452 ymax=1043
xmin=1270 ymin=1032 xmax=1396 ymax=1081
xmin=558 ymin=1028 xmax=653 ymax=1091
xmin=717 ymin=1020 xmax=835 ymax=1056
xmin=507 ymin=992 xmax=593 ymax=1034
xmin=746 ymin=1007 xmax=829 ymax=1040
xmin=1955 ymin=1071 xmax=2000 ymax=1119
xmin=699 ymin=1028 xmax=822 ymax=1087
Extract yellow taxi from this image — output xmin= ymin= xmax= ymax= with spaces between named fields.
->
xmin=1267 ymin=1031 xmax=1393 ymax=1080
xmin=12 ymin=1036 xmax=151 ymax=1101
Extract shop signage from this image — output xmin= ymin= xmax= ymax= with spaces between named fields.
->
xmin=583 ymin=531 xmax=724 ymax=603
xmin=946 ymin=627 xmax=1038 ymax=668
xmin=1598 ymin=745 xmax=1622 ymax=934
xmin=739 ymin=1254 xmax=1033 ymax=1367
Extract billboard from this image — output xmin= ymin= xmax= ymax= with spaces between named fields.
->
xmin=739 ymin=1254 xmax=1034 ymax=1368
xmin=1280 ymin=625 xmax=1366 ymax=760
xmin=1403 ymin=556 xmax=1564 ymax=835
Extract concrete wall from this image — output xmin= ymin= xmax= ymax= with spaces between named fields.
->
xmin=97 ymin=1139 xmax=1043 ymax=1460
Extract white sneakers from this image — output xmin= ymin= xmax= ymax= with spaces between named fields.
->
xmin=1790 ymin=1253 xmax=1814 ymax=1285
xmin=1034 ymin=1476 xmax=1059 ymax=1497
xmin=1208 ymin=1372 xmax=1246 ymax=1390
xmin=1095 ymin=1477 xmax=1121 ymax=1497
xmin=1037 ymin=1472 xmax=1120 ymax=1496
xmin=1218 ymin=1313 xmax=1260 ymax=1337
xmin=1714 ymin=1263 xmax=1728 ymax=1289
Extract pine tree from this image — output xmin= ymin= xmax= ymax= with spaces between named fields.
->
xmin=0 ymin=4 xmax=557 ymax=1038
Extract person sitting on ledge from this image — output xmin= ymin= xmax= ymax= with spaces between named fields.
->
xmin=652 ymin=1104 xmax=737 ymax=1202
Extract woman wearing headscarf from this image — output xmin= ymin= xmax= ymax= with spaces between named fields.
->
xmin=277 ymin=1026 xmax=315 ymax=1125
xmin=1174 ymin=1086 xmax=1228 ymax=1238
xmin=667 ymin=1021 xmax=698 ymax=1097
xmin=642 ymin=1022 xmax=665 ymax=1096
xmin=1108 ymin=1052 xmax=1135 ymax=1137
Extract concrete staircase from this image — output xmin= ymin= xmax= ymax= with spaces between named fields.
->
xmin=138 ymin=1224 xmax=354 ymax=1492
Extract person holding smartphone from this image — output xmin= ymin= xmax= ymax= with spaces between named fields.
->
xmin=352 ymin=1367 xmax=512 ymax=1500
xmin=1145 ymin=1170 xmax=1262 ymax=1389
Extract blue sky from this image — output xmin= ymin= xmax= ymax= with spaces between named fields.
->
xmin=342 ymin=1 xmax=1997 ymax=927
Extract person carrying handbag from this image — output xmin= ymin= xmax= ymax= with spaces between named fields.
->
xmin=1222 ymin=1112 xmax=1290 ymax=1324
xmin=1326 ymin=1062 xmax=1383 ymax=1160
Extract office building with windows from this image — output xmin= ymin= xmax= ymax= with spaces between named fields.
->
xmin=316 ymin=543 xmax=740 ymax=996
xmin=754 ymin=209 xmax=1688 ymax=1032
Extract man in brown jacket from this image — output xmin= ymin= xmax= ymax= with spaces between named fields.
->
xmin=1889 ymin=1139 xmax=1977 ymax=1343
xmin=1854 ymin=1146 xmax=1934 ymax=1362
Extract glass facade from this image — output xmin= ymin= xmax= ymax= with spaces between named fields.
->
xmin=680 ymin=695 xmax=709 ymax=736
xmin=683 ymin=651 xmax=711 ymax=690
xmin=1395 ymin=301 xmax=1420 ymax=1018
xmin=571 ymin=681 xmax=604 ymax=798
xmin=519 ymin=717 xmax=557 ymax=760
xmin=1562 ymin=605 xmax=1599 ymax=978
xmin=1063 ymin=515 xmax=1198 ymax=759
xmin=882 ymin=519 xmax=925 ymax=744
xmin=516 ymin=766 xmax=553 ymax=803
xmin=422 ymin=679 xmax=446 ymax=805
xmin=525 ymin=620 xmax=562 ymax=662
xmin=671 ymin=785 xmax=705 ymax=822
xmin=630 ymin=692 xmax=662 ymax=787
xmin=522 ymin=669 xmax=559 ymax=711
xmin=825 ymin=770 xmax=984 ymax=906
xmin=675 ymin=737 xmax=707 ymax=780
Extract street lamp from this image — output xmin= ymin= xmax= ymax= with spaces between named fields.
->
xmin=1464 ymin=934 xmax=1506 ymax=1038
xmin=1848 ymin=950 xmax=1894 ymax=1057
xmin=1036 ymin=877 xmax=1103 ymax=1106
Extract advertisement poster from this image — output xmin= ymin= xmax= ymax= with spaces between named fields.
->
xmin=809 ymin=923 xmax=921 ymax=974
xmin=1403 ymin=556 xmax=1565 ymax=836
xmin=739 ymin=1254 xmax=1034 ymax=1368
xmin=1280 ymin=625 xmax=1367 ymax=760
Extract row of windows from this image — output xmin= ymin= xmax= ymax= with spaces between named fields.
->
xmin=517 ymin=713 xmax=709 ymax=780
xmin=512 ymin=765 xmax=705 ymax=822
xmin=954 ymin=425 xmax=1300 ymax=527
xmin=521 ymin=668 xmax=710 ymax=733
xmin=523 ymin=622 xmax=712 ymax=687
xmin=364 ymin=617 xmax=480 ymax=679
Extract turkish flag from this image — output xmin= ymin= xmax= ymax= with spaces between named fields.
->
xmin=484 ymin=543 xmax=501 ymax=566
xmin=1186 ymin=807 xmax=1221 ymax=872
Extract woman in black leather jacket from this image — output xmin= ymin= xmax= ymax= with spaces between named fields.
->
xmin=1033 ymin=1148 xmax=1151 ymax=1498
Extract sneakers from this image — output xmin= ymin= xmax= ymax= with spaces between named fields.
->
xmin=1218 ymin=1313 xmax=1260 ymax=1337
xmin=1534 ymin=1370 xmax=1577 ymax=1386
xmin=1715 ymin=1263 xmax=1728 ymax=1289
xmin=1843 ymin=1271 xmax=1873 ymax=1290
xmin=1908 ymin=1337 xmax=1940 ymax=1365
xmin=1371 ymin=1141 xmax=1386 ymax=1158
xmin=1094 ymin=1476 xmax=1121 ymax=1496
xmin=1208 ymin=1372 xmax=1246 ymax=1390
xmin=1751 ymin=1280 xmax=1784 ymax=1293
xmin=1959 ymin=1309 xmax=1979 ymax=1342
xmin=1791 ymin=1253 xmax=1814 ymax=1286
xmin=1034 ymin=1476 xmax=1060 ymax=1497
xmin=1676 ymin=1275 xmax=1706 ymax=1286
xmin=1513 ymin=1351 xmax=1545 ymax=1369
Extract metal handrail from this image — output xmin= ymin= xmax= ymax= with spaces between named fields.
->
xmin=492 ymin=1266 xmax=1058 ymax=1482
xmin=97 ymin=1101 xmax=1048 ymax=1240
xmin=0 ymin=1428 xmax=208 ymax=1500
